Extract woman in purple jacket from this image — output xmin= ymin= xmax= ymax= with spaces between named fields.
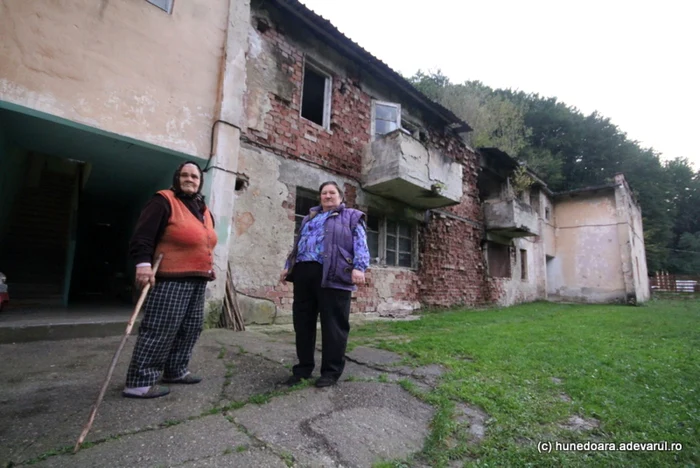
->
xmin=280 ymin=181 xmax=370 ymax=387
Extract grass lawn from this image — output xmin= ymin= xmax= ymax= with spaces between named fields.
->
xmin=350 ymin=298 xmax=699 ymax=467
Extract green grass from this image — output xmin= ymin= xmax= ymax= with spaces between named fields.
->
xmin=351 ymin=299 xmax=699 ymax=467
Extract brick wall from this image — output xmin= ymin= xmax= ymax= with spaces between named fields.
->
xmin=245 ymin=25 xmax=371 ymax=181
xmin=419 ymin=147 xmax=491 ymax=308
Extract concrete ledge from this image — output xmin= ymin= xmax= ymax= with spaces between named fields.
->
xmin=0 ymin=320 xmax=134 ymax=344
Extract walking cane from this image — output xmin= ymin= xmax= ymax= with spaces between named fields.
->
xmin=73 ymin=254 xmax=164 ymax=453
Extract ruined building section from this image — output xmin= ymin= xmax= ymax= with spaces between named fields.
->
xmin=478 ymin=149 xmax=549 ymax=306
xmin=547 ymin=174 xmax=649 ymax=304
xmin=477 ymin=148 xmax=650 ymax=306
xmin=418 ymin=145 xmax=491 ymax=307
xmin=614 ymin=174 xmax=650 ymax=303
xmin=229 ymin=0 xmax=489 ymax=323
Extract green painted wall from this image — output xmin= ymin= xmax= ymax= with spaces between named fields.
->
xmin=0 ymin=128 xmax=28 ymax=241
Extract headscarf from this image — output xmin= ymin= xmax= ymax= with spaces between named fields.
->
xmin=171 ymin=160 xmax=206 ymax=212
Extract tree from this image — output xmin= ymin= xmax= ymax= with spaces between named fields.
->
xmin=408 ymin=71 xmax=530 ymax=156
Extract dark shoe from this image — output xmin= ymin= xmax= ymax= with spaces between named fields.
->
xmin=315 ymin=376 xmax=338 ymax=388
xmin=162 ymin=373 xmax=202 ymax=385
xmin=282 ymin=375 xmax=308 ymax=386
xmin=122 ymin=385 xmax=170 ymax=399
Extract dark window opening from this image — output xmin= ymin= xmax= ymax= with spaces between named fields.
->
xmin=520 ymin=249 xmax=528 ymax=281
xmin=545 ymin=207 xmax=551 ymax=221
xmin=487 ymin=242 xmax=511 ymax=278
xmin=294 ymin=188 xmax=318 ymax=234
xmin=235 ymin=177 xmax=247 ymax=191
xmin=301 ymin=65 xmax=327 ymax=127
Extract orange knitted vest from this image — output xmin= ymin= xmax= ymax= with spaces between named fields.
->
xmin=154 ymin=190 xmax=218 ymax=279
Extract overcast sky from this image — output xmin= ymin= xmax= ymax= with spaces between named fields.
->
xmin=299 ymin=0 xmax=699 ymax=169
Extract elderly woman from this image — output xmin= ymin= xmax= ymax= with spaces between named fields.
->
xmin=280 ymin=181 xmax=370 ymax=388
xmin=123 ymin=160 xmax=217 ymax=399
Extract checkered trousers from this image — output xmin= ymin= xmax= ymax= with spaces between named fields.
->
xmin=126 ymin=280 xmax=207 ymax=388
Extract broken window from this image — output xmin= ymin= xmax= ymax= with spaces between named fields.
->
xmin=146 ymin=0 xmax=174 ymax=14
xmin=487 ymin=242 xmax=511 ymax=278
xmin=520 ymin=249 xmax=528 ymax=281
xmin=301 ymin=63 xmax=331 ymax=128
xmin=367 ymin=214 xmax=416 ymax=268
xmin=294 ymin=188 xmax=318 ymax=234
xmin=372 ymin=101 xmax=401 ymax=137
xmin=545 ymin=207 xmax=551 ymax=221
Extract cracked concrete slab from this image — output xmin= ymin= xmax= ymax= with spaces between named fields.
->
xmin=454 ymin=402 xmax=489 ymax=443
xmin=179 ymin=447 xmax=289 ymax=467
xmin=1 ymin=328 xmax=453 ymax=468
xmin=220 ymin=351 xmax=291 ymax=403
xmin=31 ymin=415 xmax=250 ymax=468
xmin=346 ymin=345 xmax=404 ymax=367
xmin=231 ymin=382 xmax=434 ymax=467
xmin=0 ymin=334 xmax=225 ymax=465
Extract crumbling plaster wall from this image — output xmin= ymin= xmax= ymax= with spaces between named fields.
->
xmin=489 ymin=237 xmax=545 ymax=307
xmin=613 ymin=174 xmax=650 ymax=303
xmin=230 ymin=144 xmax=421 ymax=320
xmin=0 ymin=0 xmax=227 ymax=156
xmin=551 ymin=193 xmax=626 ymax=303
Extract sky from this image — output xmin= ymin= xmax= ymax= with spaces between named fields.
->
xmin=298 ymin=0 xmax=699 ymax=169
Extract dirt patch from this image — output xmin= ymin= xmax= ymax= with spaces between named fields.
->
xmin=559 ymin=415 xmax=600 ymax=432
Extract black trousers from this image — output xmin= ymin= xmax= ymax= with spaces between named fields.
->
xmin=292 ymin=262 xmax=352 ymax=380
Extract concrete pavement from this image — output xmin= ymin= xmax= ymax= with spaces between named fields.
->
xmin=0 ymin=325 xmax=484 ymax=467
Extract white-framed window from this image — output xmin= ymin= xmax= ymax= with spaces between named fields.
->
xmin=146 ymin=0 xmax=174 ymax=14
xmin=300 ymin=61 xmax=332 ymax=129
xmin=372 ymin=101 xmax=401 ymax=137
xmin=366 ymin=214 xmax=416 ymax=268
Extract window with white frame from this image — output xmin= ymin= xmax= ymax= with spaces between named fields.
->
xmin=146 ymin=0 xmax=174 ymax=14
xmin=372 ymin=101 xmax=401 ymax=137
xmin=366 ymin=214 xmax=416 ymax=268
xmin=301 ymin=62 xmax=331 ymax=129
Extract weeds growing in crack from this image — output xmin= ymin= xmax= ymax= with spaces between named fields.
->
xmin=217 ymin=346 xmax=226 ymax=359
xmin=279 ymin=451 xmax=295 ymax=467
xmin=223 ymin=362 xmax=235 ymax=388
xmin=22 ymin=445 xmax=74 ymax=465
xmin=160 ymin=419 xmax=181 ymax=428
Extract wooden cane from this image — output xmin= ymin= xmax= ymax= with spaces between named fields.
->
xmin=73 ymin=254 xmax=164 ymax=453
